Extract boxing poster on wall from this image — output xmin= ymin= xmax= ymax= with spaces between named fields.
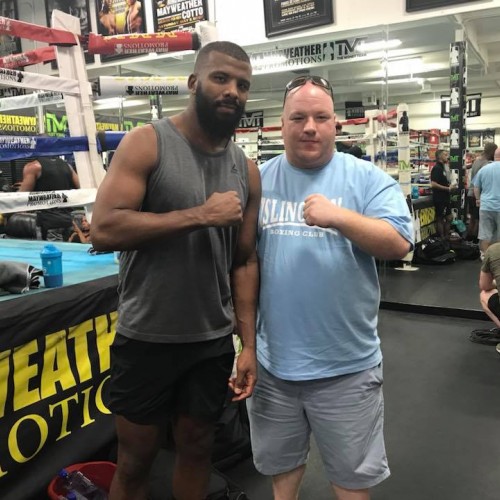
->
xmin=95 ymin=0 xmax=147 ymax=61
xmin=263 ymin=0 xmax=333 ymax=38
xmin=0 ymin=0 xmax=22 ymax=58
xmin=153 ymin=0 xmax=208 ymax=33
xmin=96 ymin=0 xmax=146 ymax=36
xmin=44 ymin=0 xmax=94 ymax=64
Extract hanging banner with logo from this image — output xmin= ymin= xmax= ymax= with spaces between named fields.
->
xmin=0 ymin=0 xmax=22 ymax=58
xmin=263 ymin=0 xmax=333 ymax=38
xmin=449 ymin=41 xmax=467 ymax=216
xmin=440 ymin=93 xmax=481 ymax=118
xmin=250 ymin=36 xmax=367 ymax=74
xmin=153 ymin=0 xmax=208 ymax=33
xmin=345 ymin=101 xmax=365 ymax=120
xmin=406 ymin=0 xmax=482 ymax=12
xmin=238 ymin=110 xmax=264 ymax=129
xmin=0 ymin=109 xmax=37 ymax=135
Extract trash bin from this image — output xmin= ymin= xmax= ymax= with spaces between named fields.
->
xmin=47 ymin=461 xmax=116 ymax=500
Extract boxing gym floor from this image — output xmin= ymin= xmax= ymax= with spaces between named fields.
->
xmin=226 ymin=259 xmax=500 ymax=499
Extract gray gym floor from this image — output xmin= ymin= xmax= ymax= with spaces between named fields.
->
xmin=226 ymin=260 xmax=500 ymax=499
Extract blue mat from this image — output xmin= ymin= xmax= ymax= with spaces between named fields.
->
xmin=0 ymin=239 xmax=118 ymax=302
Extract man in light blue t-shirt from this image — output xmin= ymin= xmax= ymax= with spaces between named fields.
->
xmin=247 ymin=75 xmax=414 ymax=500
xmin=473 ymin=147 xmax=500 ymax=257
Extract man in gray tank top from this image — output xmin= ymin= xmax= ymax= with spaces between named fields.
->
xmin=91 ymin=41 xmax=260 ymax=500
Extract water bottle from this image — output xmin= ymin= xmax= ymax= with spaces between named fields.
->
xmin=58 ymin=492 xmax=85 ymax=500
xmin=40 ymin=244 xmax=63 ymax=288
xmin=58 ymin=469 xmax=108 ymax=500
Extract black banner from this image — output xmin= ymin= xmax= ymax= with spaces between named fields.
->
xmin=153 ymin=0 xmax=208 ymax=33
xmin=440 ymin=93 xmax=481 ymax=119
xmin=406 ymin=0 xmax=482 ymax=12
xmin=0 ymin=0 xmax=22 ymax=58
xmin=0 ymin=276 xmax=118 ymax=500
xmin=345 ymin=101 xmax=365 ymax=119
xmin=263 ymin=0 xmax=333 ymax=38
xmin=449 ymin=41 xmax=467 ymax=217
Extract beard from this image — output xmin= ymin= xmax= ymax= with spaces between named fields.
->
xmin=195 ymin=84 xmax=245 ymax=141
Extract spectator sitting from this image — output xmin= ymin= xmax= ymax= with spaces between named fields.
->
xmin=68 ymin=214 xmax=91 ymax=243
xmin=335 ymin=122 xmax=352 ymax=153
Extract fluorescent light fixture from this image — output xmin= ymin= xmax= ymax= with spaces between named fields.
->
xmin=93 ymin=97 xmax=148 ymax=110
xmin=357 ymin=39 xmax=402 ymax=52
xmin=366 ymin=77 xmax=424 ymax=85
xmin=381 ymin=58 xmax=423 ymax=77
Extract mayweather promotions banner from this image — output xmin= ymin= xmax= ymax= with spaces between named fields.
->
xmin=0 ymin=275 xmax=118 ymax=500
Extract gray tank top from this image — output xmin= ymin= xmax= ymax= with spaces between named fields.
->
xmin=116 ymin=118 xmax=249 ymax=343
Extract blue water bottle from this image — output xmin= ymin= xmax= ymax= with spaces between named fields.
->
xmin=40 ymin=244 xmax=63 ymax=288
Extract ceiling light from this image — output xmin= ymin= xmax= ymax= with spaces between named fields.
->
xmin=366 ymin=77 xmax=424 ymax=85
xmin=357 ymin=39 xmax=402 ymax=52
xmin=380 ymin=58 xmax=423 ymax=77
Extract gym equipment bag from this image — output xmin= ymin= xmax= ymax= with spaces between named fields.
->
xmin=449 ymin=239 xmax=480 ymax=260
xmin=413 ymin=236 xmax=456 ymax=265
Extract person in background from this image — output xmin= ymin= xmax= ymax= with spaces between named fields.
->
xmin=125 ymin=0 xmax=143 ymax=33
xmin=18 ymin=156 xmax=80 ymax=241
xmin=478 ymin=242 xmax=500 ymax=332
xmin=98 ymin=0 xmax=116 ymax=35
xmin=68 ymin=213 xmax=91 ymax=243
xmin=347 ymin=144 xmax=363 ymax=159
xmin=466 ymin=142 xmax=497 ymax=242
xmin=430 ymin=149 xmax=453 ymax=240
xmin=334 ymin=122 xmax=352 ymax=153
xmin=473 ymin=147 xmax=500 ymax=259
xmin=247 ymin=75 xmax=413 ymax=500
xmin=90 ymin=41 xmax=260 ymax=500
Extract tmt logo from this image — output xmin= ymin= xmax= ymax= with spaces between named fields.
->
xmin=239 ymin=111 xmax=264 ymax=129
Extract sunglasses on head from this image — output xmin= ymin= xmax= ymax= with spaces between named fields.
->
xmin=283 ymin=75 xmax=334 ymax=104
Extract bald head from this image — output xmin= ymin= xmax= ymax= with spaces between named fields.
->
xmin=494 ymin=147 xmax=500 ymax=162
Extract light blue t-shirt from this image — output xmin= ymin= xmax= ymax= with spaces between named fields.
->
xmin=257 ymin=152 xmax=414 ymax=381
xmin=472 ymin=161 xmax=500 ymax=211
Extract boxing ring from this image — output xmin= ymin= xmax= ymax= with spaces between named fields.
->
xmin=0 ymin=12 xmax=216 ymax=499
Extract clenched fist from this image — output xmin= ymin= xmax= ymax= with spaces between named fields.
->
xmin=202 ymin=191 xmax=243 ymax=227
xmin=303 ymin=194 xmax=337 ymax=228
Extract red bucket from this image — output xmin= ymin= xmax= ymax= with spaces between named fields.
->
xmin=47 ymin=461 xmax=116 ymax=499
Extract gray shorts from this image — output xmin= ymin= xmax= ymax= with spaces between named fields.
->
xmin=247 ymin=363 xmax=390 ymax=490
xmin=478 ymin=210 xmax=500 ymax=242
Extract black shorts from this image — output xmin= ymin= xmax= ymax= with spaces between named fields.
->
xmin=488 ymin=293 xmax=500 ymax=320
xmin=467 ymin=195 xmax=479 ymax=220
xmin=434 ymin=201 xmax=451 ymax=218
xmin=107 ymin=333 xmax=235 ymax=425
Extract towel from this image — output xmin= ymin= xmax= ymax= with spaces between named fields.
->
xmin=0 ymin=261 xmax=44 ymax=294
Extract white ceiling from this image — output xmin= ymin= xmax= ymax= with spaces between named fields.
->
xmin=87 ymin=6 xmax=500 ymax=120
